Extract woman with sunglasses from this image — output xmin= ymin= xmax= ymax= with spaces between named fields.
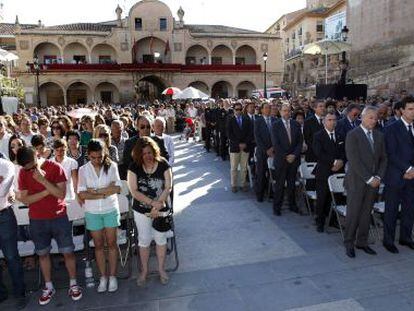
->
xmin=80 ymin=116 xmax=94 ymax=148
xmin=78 ymin=139 xmax=121 ymax=293
xmin=50 ymin=120 xmax=65 ymax=143
xmin=93 ymin=125 xmax=119 ymax=163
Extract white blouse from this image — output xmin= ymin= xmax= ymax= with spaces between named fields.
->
xmin=78 ymin=161 xmax=121 ymax=214
xmin=52 ymin=156 xmax=78 ymax=201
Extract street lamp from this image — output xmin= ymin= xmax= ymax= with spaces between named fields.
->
xmin=341 ymin=26 xmax=349 ymax=42
xmin=154 ymin=52 xmax=161 ymax=63
xmin=26 ymin=55 xmax=42 ymax=108
xmin=263 ymin=52 xmax=268 ymax=99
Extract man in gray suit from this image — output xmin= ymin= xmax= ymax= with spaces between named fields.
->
xmin=344 ymin=106 xmax=388 ymax=258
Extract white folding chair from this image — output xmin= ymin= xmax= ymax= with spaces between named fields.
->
xmin=299 ymin=162 xmax=317 ymax=216
xmin=327 ymin=174 xmax=347 ymax=240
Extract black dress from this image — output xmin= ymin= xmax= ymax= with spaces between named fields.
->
xmin=128 ymin=159 xmax=170 ymax=214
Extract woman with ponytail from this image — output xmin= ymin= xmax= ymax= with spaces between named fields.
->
xmin=77 ymin=139 xmax=121 ymax=293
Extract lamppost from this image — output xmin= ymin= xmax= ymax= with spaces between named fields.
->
xmin=339 ymin=26 xmax=350 ymax=85
xmin=263 ymin=52 xmax=268 ymax=99
xmin=26 ymin=56 xmax=42 ymax=108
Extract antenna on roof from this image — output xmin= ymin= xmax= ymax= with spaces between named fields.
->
xmin=0 ymin=2 xmax=4 ymax=22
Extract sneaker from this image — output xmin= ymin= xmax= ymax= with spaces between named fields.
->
xmin=39 ymin=288 xmax=55 ymax=306
xmin=97 ymin=277 xmax=108 ymax=293
xmin=68 ymin=285 xmax=83 ymax=301
xmin=108 ymin=276 xmax=118 ymax=293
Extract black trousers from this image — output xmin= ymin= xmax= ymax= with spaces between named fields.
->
xmin=219 ymin=131 xmax=228 ymax=159
xmin=315 ymin=178 xmax=331 ymax=225
xmin=383 ymin=183 xmax=414 ymax=245
xmin=273 ymin=162 xmax=298 ymax=211
xmin=255 ymin=152 xmax=268 ymax=200
xmin=205 ymin=127 xmax=213 ymax=151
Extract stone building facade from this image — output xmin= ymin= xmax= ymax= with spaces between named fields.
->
xmin=347 ymin=0 xmax=414 ymax=95
xmin=266 ymin=0 xmax=346 ymax=97
xmin=7 ymin=0 xmax=283 ymax=106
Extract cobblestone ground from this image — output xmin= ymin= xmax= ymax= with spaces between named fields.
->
xmin=3 ymin=137 xmax=414 ymax=310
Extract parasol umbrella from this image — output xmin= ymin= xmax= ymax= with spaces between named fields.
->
xmin=0 ymin=49 xmax=19 ymax=62
xmin=174 ymin=86 xmax=209 ymax=100
xmin=162 ymin=87 xmax=182 ymax=96
xmin=67 ymin=108 xmax=98 ymax=119
xmin=303 ymin=39 xmax=351 ymax=84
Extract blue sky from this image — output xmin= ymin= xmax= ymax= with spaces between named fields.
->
xmin=2 ymin=0 xmax=306 ymax=32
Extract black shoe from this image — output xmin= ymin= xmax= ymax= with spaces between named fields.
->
xmin=399 ymin=240 xmax=414 ymax=250
xmin=273 ymin=209 xmax=281 ymax=216
xmin=289 ymin=206 xmax=299 ymax=214
xmin=0 ymin=295 xmax=8 ymax=303
xmin=256 ymin=197 xmax=264 ymax=203
xmin=346 ymin=247 xmax=355 ymax=258
xmin=383 ymin=243 xmax=399 ymax=254
xmin=316 ymin=224 xmax=324 ymax=233
xmin=356 ymin=245 xmax=377 ymax=255
xmin=16 ymin=296 xmax=27 ymax=310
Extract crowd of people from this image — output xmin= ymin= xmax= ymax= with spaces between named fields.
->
xmin=0 ymin=90 xmax=413 ymax=309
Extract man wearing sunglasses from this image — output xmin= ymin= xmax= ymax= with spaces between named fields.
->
xmin=121 ymin=116 xmax=169 ymax=180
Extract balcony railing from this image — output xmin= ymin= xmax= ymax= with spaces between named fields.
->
xmin=39 ymin=63 xmax=262 ymax=73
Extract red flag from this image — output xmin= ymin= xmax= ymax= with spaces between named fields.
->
xmin=132 ymin=37 xmax=137 ymax=63
xmin=164 ymin=40 xmax=170 ymax=56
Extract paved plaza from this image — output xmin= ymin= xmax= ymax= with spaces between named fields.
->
xmin=3 ymin=137 xmax=414 ymax=310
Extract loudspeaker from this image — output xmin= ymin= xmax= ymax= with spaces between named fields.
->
xmin=316 ymin=84 xmax=367 ymax=100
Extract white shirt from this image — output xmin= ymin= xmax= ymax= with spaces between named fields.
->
xmin=20 ymin=132 xmax=34 ymax=147
xmin=78 ymin=161 xmax=121 ymax=214
xmin=157 ymin=133 xmax=175 ymax=166
xmin=187 ymin=107 xmax=198 ymax=118
xmin=0 ymin=132 xmax=11 ymax=159
xmin=166 ymin=108 xmax=176 ymax=118
xmin=52 ymin=156 xmax=78 ymax=201
xmin=0 ymin=158 xmax=15 ymax=210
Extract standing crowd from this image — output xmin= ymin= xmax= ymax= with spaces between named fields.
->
xmin=0 ymin=92 xmax=413 ymax=308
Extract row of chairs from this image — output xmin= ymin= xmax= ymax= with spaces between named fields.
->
xmin=265 ymin=159 xmax=386 ymax=243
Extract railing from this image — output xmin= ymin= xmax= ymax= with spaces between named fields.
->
xmin=41 ymin=63 xmax=262 ymax=73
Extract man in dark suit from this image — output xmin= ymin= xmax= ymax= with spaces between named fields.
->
xmin=121 ymin=116 xmax=169 ymax=180
xmin=303 ymin=101 xmax=326 ymax=162
xmin=383 ymin=96 xmax=414 ymax=253
xmin=344 ymin=106 xmax=388 ymax=258
xmin=227 ymin=102 xmax=253 ymax=193
xmin=375 ymin=104 xmax=390 ymax=132
xmin=387 ymin=101 xmax=403 ymax=124
xmin=254 ymin=102 xmax=276 ymax=202
xmin=204 ymin=102 xmax=216 ymax=153
xmin=336 ymin=103 xmax=361 ymax=139
xmin=312 ymin=112 xmax=346 ymax=232
xmin=271 ymin=103 xmax=303 ymax=216
xmin=216 ymin=100 xmax=232 ymax=161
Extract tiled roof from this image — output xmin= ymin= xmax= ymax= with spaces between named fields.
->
xmin=41 ymin=23 xmax=115 ymax=32
xmin=0 ymin=23 xmax=37 ymax=36
xmin=185 ymin=24 xmax=261 ymax=35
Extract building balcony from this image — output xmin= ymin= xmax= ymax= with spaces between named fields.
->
xmin=30 ymin=63 xmax=262 ymax=73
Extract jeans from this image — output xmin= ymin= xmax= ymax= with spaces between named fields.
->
xmin=0 ymin=208 xmax=25 ymax=298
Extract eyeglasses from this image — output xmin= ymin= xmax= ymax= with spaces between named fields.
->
xmin=140 ymin=125 xmax=151 ymax=130
xmin=234 ymin=108 xmax=242 ymax=111
xmin=52 ymin=126 xmax=60 ymax=130
xmin=99 ymin=133 xmax=109 ymax=138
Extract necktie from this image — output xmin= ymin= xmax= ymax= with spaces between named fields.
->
xmin=351 ymin=121 xmax=355 ymax=128
xmin=237 ymin=116 xmax=242 ymax=128
xmin=266 ymin=117 xmax=271 ymax=130
xmin=330 ymin=132 xmax=335 ymax=143
xmin=286 ymin=120 xmax=292 ymax=144
xmin=318 ymin=118 xmax=322 ymax=126
xmin=408 ymin=125 xmax=414 ymax=144
xmin=367 ymin=130 xmax=374 ymax=151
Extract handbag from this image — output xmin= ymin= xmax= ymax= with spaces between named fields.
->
xmin=152 ymin=211 xmax=173 ymax=232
